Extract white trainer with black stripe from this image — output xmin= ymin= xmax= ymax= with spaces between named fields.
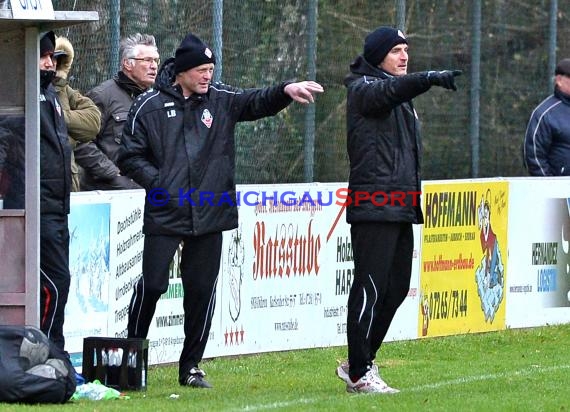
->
xmin=336 ymin=361 xmax=381 ymax=385
xmin=346 ymin=368 xmax=399 ymax=394
xmin=339 ymin=361 xmax=399 ymax=394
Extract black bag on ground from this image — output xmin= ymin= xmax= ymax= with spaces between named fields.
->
xmin=0 ymin=325 xmax=76 ymax=403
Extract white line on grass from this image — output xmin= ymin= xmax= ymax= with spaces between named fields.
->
xmin=408 ymin=363 xmax=570 ymax=392
xmin=234 ymin=364 xmax=570 ymax=411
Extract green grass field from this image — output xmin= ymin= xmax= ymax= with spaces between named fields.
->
xmin=4 ymin=323 xmax=570 ymax=411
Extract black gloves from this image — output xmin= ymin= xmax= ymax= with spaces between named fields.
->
xmin=107 ymin=174 xmax=141 ymax=190
xmin=427 ymin=70 xmax=462 ymax=91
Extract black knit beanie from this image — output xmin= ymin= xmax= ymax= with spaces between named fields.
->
xmin=174 ymin=33 xmax=216 ymax=74
xmin=555 ymin=58 xmax=570 ymax=76
xmin=363 ymin=27 xmax=408 ymax=67
xmin=40 ymin=31 xmax=55 ymax=56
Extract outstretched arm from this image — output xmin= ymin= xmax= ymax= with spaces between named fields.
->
xmin=284 ymin=81 xmax=324 ymax=104
xmin=231 ymin=80 xmax=324 ymax=121
xmin=353 ymin=70 xmax=461 ymax=116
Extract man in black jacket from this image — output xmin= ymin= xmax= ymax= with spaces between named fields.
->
xmin=38 ymin=31 xmax=73 ymax=352
xmin=337 ymin=27 xmax=461 ymax=394
xmin=118 ymin=32 xmax=323 ymax=389
xmin=523 ymin=58 xmax=570 ymax=176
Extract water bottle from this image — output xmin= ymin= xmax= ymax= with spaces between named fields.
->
xmin=107 ymin=348 xmax=120 ymax=388
xmin=101 ymin=348 xmax=108 ymax=385
xmin=127 ymin=349 xmax=136 ymax=388
xmin=141 ymin=359 xmax=146 ymax=389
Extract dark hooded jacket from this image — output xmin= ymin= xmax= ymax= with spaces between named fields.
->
xmin=40 ymin=71 xmax=71 ymax=214
xmin=344 ymin=55 xmax=436 ymax=224
xmin=118 ymin=57 xmax=293 ymax=236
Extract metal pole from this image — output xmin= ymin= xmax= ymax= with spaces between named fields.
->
xmin=25 ymin=27 xmax=40 ymax=326
xmin=212 ymin=0 xmax=223 ymax=82
xmin=395 ymin=0 xmax=406 ymax=30
xmin=548 ymin=0 xmax=558 ymax=91
xmin=304 ymin=0 xmax=317 ymax=182
xmin=109 ymin=0 xmax=120 ymax=77
xmin=470 ymin=0 xmax=481 ymax=177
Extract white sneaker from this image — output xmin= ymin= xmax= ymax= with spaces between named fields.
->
xmin=346 ymin=368 xmax=400 ymax=394
xmin=372 ymin=374 xmax=400 ymax=394
xmin=336 ymin=360 xmax=350 ymax=384
xmin=336 ymin=361 xmax=379 ymax=385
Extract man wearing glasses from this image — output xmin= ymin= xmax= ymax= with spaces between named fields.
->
xmin=74 ymin=33 xmax=160 ymax=190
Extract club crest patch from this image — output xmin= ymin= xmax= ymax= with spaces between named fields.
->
xmin=201 ymin=109 xmax=213 ymax=128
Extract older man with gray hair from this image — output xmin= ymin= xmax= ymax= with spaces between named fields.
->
xmin=75 ymin=33 xmax=159 ymax=190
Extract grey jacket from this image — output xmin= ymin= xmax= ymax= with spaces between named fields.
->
xmin=76 ymin=72 xmax=144 ymax=190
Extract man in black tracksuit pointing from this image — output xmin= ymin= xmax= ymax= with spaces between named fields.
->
xmin=337 ymin=26 xmax=461 ymax=394
xmin=118 ymin=32 xmax=323 ymax=388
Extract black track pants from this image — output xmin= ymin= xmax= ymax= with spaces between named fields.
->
xmin=347 ymin=222 xmax=413 ymax=381
xmin=126 ymin=232 xmax=222 ymax=380
xmin=40 ymin=214 xmax=70 ymax=352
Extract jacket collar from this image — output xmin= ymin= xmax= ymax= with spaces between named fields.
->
xmin=555 ymin=86 xmax=570 ymax=105
xmin=114 ymin=71 xmax=146 ymax=98
xmin=349 ymin=55 xmax=388 ymax=78
xmin=345 ymin=55 xmax=391 ymax=87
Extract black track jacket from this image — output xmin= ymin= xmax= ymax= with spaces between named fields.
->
xmin=344 ymin=56 xmax=435 ymax=225
xmin=118 ymin=58 xmax=293 ymax=236
xmin=523 ymin=87 xmax=570 ymax=176
xmin=40 ymin=75 xmax=71 ymax=215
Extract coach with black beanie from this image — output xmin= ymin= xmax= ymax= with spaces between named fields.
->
xmin=118 ymin=32 xmax=323 ymax=389
xmin=336 ymin=26 xmax=461 ymax=394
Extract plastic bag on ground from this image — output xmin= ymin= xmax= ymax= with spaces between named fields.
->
xmin=71 ymin=380 xmax=129 ymax=401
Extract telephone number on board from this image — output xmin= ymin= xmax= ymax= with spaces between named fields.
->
xmin=429 ymin=289 xmax=467 ymax=320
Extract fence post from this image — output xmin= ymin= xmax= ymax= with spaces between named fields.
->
xmin=395 ymin=0 xmax=406 ymax=30
xmin=212 ymin=0 xmax=223 ymax=82
xmin=303 ymin=0 xmax=317 ymax=182
xmin=548 ymin=0 xmax=558 ymax=92
xmin=470 ymin=0 xmax=481 ymax=178
xmin=109 ymin=0 xmax=121 ymax=78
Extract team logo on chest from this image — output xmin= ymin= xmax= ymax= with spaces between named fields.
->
xmin=201 ymin=109 xmax=213 ymax=128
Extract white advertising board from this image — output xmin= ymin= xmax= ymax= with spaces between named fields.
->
xmin=64 ymin=177 xmax=570 ymax=369
xmin=65 ymin=190 xmax=145 ymax=368
xmin=145 ymin=182 xmax=420 ymax=364
xmin=505 ymin=178 xmax=570 ymax=327
xmin=66 ymin=192 xmax=112 ymax=367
